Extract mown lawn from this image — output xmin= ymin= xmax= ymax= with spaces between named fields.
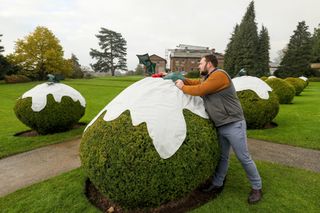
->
xmin=247 ymin=81 xmax=320 ymax=150
xmin=1 ymin=157 xmax=319 ymax=212
xmin=0 ymin=76 xmax=142 ymax=158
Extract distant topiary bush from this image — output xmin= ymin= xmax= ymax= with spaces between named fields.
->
xmin=308 ymin=77 xmax=320 ymax=82
xmin=80 ymin=110 xmax=220 ymax=209
xmin=285 ymin=77 xmax=305 ymax=96
xmin=265 ymin=78 xmax=295 ymax=104
xmin=4 ymin=75 xmax=31 ymax=83
xmin=14 ymin=94 xmax=85 ymax=134
xmin=185 ymin=70 xmax=200 ymax=78
xmin=260 ymin=76 xmax=268 ymax=81
xmin=237 ymin=90 xmax=279 ymax=129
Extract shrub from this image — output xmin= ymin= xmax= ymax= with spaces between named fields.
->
xmin=80 ymin=110 xmax=220 ymax=209
xmin=237 ymin=90 xmax=279 ymax=129
xmin=298 ymin=78 xmax=308 ymax=88
xmin=14 ymin=94 xmax=85 ymax=134
xmin=71 ymin=70 xmax=84 ymax=79
xmin=185 ymin=70 xmax=200 ymax=78
xmin=308 ymin=77 xmax=320 ymax=82
xmin=260 ymin=76 xmax=268 ymax=81
xmin=299 ymin=77 xmax=309 ymax=87
xmin=285 ymin=77 xmax=305 ymax=95
xmin=265 ymin=78 xmax=295 ymax=104
xmin=4 ymin=74 xmax=31 ymax=83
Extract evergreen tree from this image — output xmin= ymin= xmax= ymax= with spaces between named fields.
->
xmin=276 ymin=21 xmax=312 ymax=77
xmin=235 ymin=1 xmax=259 ymax=76
xmin=69 ymin=53 xmax=84 ymax=78
xmin=311 ymin=24 xmax=320 ymax=63
xmin=0 ymin=34 xmax=21 ymax=79
xmin=0 ymin=34 xmax=6 ymax=79
xmin=90 ymin=28 xmax=127 ymax=76
xmin=224 ymin=24 xmax=240 ymax=77
xmin=0 ymin=34 xmax=4 ymax=53
xmin=256 ymin=25 xmax=270 ymax=77
xmin=0 ymin=55 xmax=9 ymax=79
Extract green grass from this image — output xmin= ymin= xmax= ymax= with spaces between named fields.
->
xmin=247 ymin=82 xmax=320 ymax=150
xmin=1 ymin=157 xmax=319 ymax=212
xmin=0 ymin=168 xmax=100 ymax=213
xmin=0 ymin=76 xmax=142 ymax=159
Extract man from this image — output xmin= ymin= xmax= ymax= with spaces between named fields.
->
xmin=175 ymin=54 xmax=262 ymax=204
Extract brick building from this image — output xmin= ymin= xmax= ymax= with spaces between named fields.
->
xmin=169 ymin=44 xmax=224 ymax=72
xmin=149 ymin=54 xmax=167 ymax=73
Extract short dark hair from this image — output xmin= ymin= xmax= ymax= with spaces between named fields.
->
xmin=203 ymin=54 xmax=218 ymax=67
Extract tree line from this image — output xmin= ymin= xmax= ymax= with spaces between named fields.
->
xmin=224 ymin=1 xmax=320 ymax=78
xmin=0 ymin=26 xmax=128 ymax=81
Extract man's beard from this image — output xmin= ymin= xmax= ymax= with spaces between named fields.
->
xmin=200 ymin=62 xmax=208 ymax=76
xmin=200 ymin=70 xmax=208 ymax=76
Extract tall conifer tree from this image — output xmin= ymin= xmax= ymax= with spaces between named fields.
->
xmin=224 ymin=24 xmax=239 ymax=77
xmin=90 ymin=28 xmax=127 ymax=76
xmin=0 ymin=34 xmax=4 ymax=53
xmin=256 ymin=25 xmax=270 ymax=77
xmin=276 ymin=21 xmax=312 ymax=77
xmin=235 ymin=1 xmax=259 ymax=76
xmin=311 ymin=24 xmax=320 ymax=63
xmin=224 ymin=1 xmax=266 ymax=77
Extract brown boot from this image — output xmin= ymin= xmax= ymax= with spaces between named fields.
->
xmin=248 ymin=189 xmax=262 ymax=204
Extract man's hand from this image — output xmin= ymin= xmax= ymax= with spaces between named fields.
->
xmin=175 ymin=79 xmax=184 ymax=89
xmin=159 ymin=71 xmax=167 ymax=76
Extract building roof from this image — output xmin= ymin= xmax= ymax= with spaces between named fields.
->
xmin=169 ymin=44 xmax=218 ymax=58
xmin=176 ymin=44 xmax=210 ymax=50
xmin=150 ymin=54 xmax=167 ymax=62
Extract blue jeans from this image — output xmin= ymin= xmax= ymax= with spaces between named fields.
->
xmin=212 ymin=120 xmax=262 ymax=190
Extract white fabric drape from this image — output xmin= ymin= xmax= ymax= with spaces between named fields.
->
xmin=22 ymin=83 xmax=86 ymax=112
xmin=232 ymin=76 xmax=272 ymax=99
xmin=85 ymin=77 xmax=208 ymax=159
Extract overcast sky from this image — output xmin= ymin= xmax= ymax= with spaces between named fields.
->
xmin=1 ymin=0 xmax=319 ymax=71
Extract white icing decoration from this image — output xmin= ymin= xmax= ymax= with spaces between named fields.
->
xmin=85 ymin=77 xmax=208 ymax=159
xmin=21 ymin=83 xmax=86 ymax=112
xmin=268 ymin=76 xmax=276 ymax=79
xmin=299 ymin=76 xmax=308 ymax=81
xmin=232 ymin=76 xmax=272 ymax=99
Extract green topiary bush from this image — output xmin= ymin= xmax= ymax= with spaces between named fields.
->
xmin=265 ymin=78 xmax=295 ymax=104
xmin=80 ymin=110 xmax=220 ymax=209
xmin=185 ymin=70 xmax=200 ymax=78
xmin=285 ymin=77 xmax=305 ymax=96
xmin=260 ymin=76 xmax=268 ymax=81
xmin=14 ymin=94 xmax=85 ymax=134
xmin=4 ymin=74 xmax=31 ymax=83
xmin=309 ymin=77 xmax=320 ymax=82
xmin=237 ymin=90 xmax=279 ymax=129
xmin=301 ymin=80 xmax=308 ymax=88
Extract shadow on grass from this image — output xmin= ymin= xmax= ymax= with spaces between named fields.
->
xmin=14 ymin=122 xmax=87 ymax=137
